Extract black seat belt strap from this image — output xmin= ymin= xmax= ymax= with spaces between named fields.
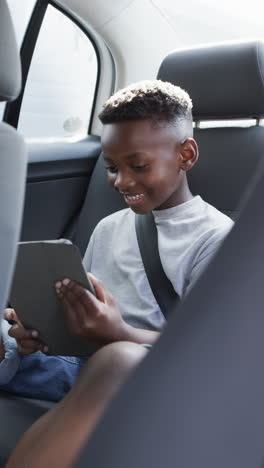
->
xmin=135 ymin=212 xmax=180 ymax=320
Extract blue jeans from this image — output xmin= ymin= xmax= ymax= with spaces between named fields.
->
xmin=0 ymin=352 xmax=87 ymax=402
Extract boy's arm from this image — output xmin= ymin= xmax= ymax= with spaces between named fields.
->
xmin=117 ymin=323 xmax=160 ymax=345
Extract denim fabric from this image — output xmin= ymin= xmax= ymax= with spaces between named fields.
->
xmin=0 ymin=352 xmax=87 ymax=402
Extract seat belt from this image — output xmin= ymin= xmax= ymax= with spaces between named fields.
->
xmin=135 ymin=212 xmax=180 ymax=320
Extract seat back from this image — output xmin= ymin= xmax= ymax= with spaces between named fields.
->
xmin=158 ymin=40 xmax=264 ymax=219
xmin=73 ymin=154 xmax=126 ymax=256
xmin=76 ymin=156 xmax=264 ymax=468
xmin=0 ymin=1 xmax=27 ymax=327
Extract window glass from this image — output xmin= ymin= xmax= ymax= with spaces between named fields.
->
xmin=0 ymin=0 xmax=36 ymax=120
xmin=18 ymin=5 xmax=98 ymax=139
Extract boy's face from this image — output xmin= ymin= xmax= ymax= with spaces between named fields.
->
xmin=102 ymin=119 xmax=198 ymax=213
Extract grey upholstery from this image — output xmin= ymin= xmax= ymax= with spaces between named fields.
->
xmin=158 ymin=40 xmax=264 ymax=120
xmin=73 ymin=153 xmax=126 ymax=256
xmin=189 ymin=126 xmax=264 ymax=218
xmin=0 ymin=1 xmax=21 ymax=102
xmin=0 ymin=123 xmax=27 ymax=317
xmin=0 ymin=0 xmax=27 ymax=332
xmin=76 ymin=158 xmax=264 ymax=468
xmin=0 ymin=2 xmax=28 ymax=466
xmin=0 ymin=392 xmax=52 ymax=466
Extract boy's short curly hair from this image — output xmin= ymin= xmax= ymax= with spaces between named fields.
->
xmin=99 ymin=80 xmax=193 ymax=125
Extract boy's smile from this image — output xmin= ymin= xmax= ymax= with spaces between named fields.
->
xmin=102 ymin=119 xmax=198 ymax=214
xmin=120 ymin=192 xmax=145 ymax=206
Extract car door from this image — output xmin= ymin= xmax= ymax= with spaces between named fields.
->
xmin=3 ymin=0 xmax=106 ymax=246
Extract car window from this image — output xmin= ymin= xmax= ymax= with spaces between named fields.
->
xmin=17 ymin=4 xmax=98 ymax=140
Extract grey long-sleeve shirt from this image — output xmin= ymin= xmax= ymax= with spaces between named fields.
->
xmin=0 ymin=196 xmax=233 ymax=385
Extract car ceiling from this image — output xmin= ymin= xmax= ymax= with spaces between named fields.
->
xmin=53 ymin=0 xmax=263 ymax=91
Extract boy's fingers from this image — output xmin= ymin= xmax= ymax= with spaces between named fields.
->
xmin=61 ymin=284 xmax=98 ymax=326
xmin=87 ymin=273 xmax=114 ymax=304
xmin=17 ymin=344 xmax=32 ymax=356
xmin=8 ymin=324 xmax=38 ymax=341
xmin=87 ymin=273 xmax=105 ymax=301
xmin=60 ymin=292 xmax=81 ymax=326
xmin=67 ymin=281 xmax=102 ymax=316
xmin=18 ymin=339 xmax=44 ymax=353
xmin=4 ymin=308 xmax=21 ymax=326
xmin=60 ymin=280 xmax=98 ymax=310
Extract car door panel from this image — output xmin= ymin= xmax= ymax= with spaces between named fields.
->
xmin=20 ymin=136 xmax=101 ymax=242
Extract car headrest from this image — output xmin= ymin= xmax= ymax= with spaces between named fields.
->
xmin=158 ymin=40 xmax=264 ymax=121
xmin=0 ymin=0 xmax=21 ymax=102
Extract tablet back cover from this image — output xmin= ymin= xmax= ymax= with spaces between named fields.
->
xmin=9 ymin=240 xmax=100 ymax=356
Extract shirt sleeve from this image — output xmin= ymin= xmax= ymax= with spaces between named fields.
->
xmin=82 ymin=230 xmax=95 ymax=272
xmin=0 ymin=319 xmax=21 ymax=385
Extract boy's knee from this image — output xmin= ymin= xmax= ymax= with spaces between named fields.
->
xmin=73 ymin=342 xmax=147 ymax=406
xmin=80 ymin=341 xmax=147 ymax=391
xmin=92 ymin=341 xmax=147 ymax=376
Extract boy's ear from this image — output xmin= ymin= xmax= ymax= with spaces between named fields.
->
xmin=179 ymin=138 xmax=199 ymax=171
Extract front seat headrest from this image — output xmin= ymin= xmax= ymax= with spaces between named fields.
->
xmin=158 ymin=40 xmax=264 ymax=121
xmin=0 ymin=0 xmax=21 ymax=102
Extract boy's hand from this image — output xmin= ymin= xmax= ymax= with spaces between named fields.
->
xmin=4 ymin=308 xmax=48 ymax=355
xmin=55 ymin=273 xmax=127 ymax=344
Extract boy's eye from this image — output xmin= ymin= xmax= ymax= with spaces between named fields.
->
xmin=105 ymin=166 xmax=118 ymax=174
xmin=132 ymin=164 xmax=149 ymax=171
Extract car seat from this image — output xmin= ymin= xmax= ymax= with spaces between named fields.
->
xmin=76 ymin=155 xmax=264 ymax=468
xmin=0 ymin=0 xmax=28 ymax=326
xmin=0 ymin=1 xmax=34 ymax=466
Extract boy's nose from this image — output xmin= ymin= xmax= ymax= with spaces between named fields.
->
xmin=114 ymin=172 xmax=135 ymax=191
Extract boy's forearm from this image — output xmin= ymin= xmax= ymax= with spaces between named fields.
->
xmin=119 ymin=322 xmax=161 ymax=345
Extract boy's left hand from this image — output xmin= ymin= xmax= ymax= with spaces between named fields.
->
xmin=55 ymin=273 xmax=126 ymax=344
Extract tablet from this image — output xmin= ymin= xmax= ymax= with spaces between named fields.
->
xmin=9 ymin=239 xmax=101 ymax=356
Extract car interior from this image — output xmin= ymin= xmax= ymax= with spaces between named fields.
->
xmin=1 ymin=0 xmax=264 ymax=466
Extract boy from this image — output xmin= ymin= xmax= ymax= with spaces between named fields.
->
xmin=3 ymin=80 xmax=233 ymax=467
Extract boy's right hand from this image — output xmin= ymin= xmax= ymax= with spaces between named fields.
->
xmin=4 ymin=308 xmax=48 ymax=355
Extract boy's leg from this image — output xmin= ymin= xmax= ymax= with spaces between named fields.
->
xmin=5 ymin=341 xmax=147 ymax=468
xmin=1 ymin=353 xmax=85 ymax=401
